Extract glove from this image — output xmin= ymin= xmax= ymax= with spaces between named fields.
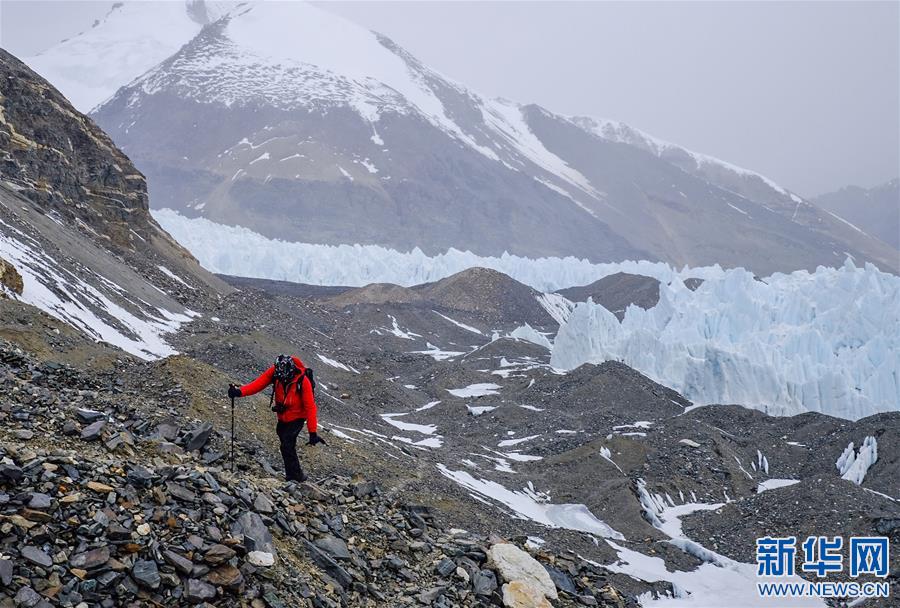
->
xmin=228 ymin=384 xmax=241 ymax=399
xmin=307 ymin=432 xmax=326 ymax=446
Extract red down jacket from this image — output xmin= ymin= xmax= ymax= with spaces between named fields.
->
xmin=239 ymin=356 xmax=317 ymax=431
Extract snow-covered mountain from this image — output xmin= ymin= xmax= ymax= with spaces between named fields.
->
xmin=18 ymin=0 xmax=881 ymax=276
xmin=23 ymin=0 xmax=239 ymax=112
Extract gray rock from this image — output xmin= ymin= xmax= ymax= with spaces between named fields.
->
xmin=253 ymin=492 xmax=275 ymax=514
xmin=14 ymin=586 xmax=41 ymax=608
xmin=314 ymin=535 xmax=350 ymax=560
xmin=544 ymin=564 xmax=578 ymax=595
xmin=75 ymin=408 xmax=105 ymax=423
xmin=70 ymin=546 xmax=110 ymax=570
xmin=132 ymin=559 xmax=160 ymax=589
xmin=154 ymin=420 xmax=179 ymax=441
xmin=81 ymin=420 xmax=105 ymax=441
xmin=27 ymin=493 xmax=52 ymax=510
xmin=182 ymin=422 xmax=213 ymax=451
xmin=203 ymin=544 xmax=236 ymax=565
xmin=162 ymin=550 xmax=194 ymax=575
xmin=352 ymin=480 xmax=377 ymax=498
xmin=0 ymin=558 xmax=12 ymax=586
xmin=304 ymin=541 xmax=353 ymax=590
xmin=165 ymin=481 xmax=197 ymax=502
xmin=21 ymin=546 xmax=53 ymax=568
xmin=232 ymin=511 xmax=274 ymax=555
xmin=472 ymin=569 xmax=498 ymax=596
xmin=436 ymin=557 xmax=456 ymax=577
xmin=126 ymin=465 xmax=154 ymax=487
xmin=0 ymin=463 xmax=23 ymax=483
xmin=418 ymin=586 xmax=445 ymax=603
xmin=184 ymin=578 xmax=216 ymax=603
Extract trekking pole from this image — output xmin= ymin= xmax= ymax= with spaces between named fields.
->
xmin=230 ymin=395 xmax=235 ymax=473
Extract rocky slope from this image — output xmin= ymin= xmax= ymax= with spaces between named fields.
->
xmin=813 ymin=178 xmax=899 ymax=250
xmin=2 ymin=240 xmax=898 ymax=607
xmin=165 ymin=270 xmax=898 ymax=602
xmin=22 ymin=1 xmax=892 ymax=274
xmin=0 ymin=330 xmax=630 ymax=608
xmin=0 ymin=49 xmax=230 ymax=359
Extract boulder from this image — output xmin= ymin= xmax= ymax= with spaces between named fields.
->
xmin=75 ymin=408 xmax=105 ymax=423
xmin=80 ymin=420 xmax=105 ymax=441
xmin=0 ymin=257 xmax=23 ymax=295
xmin=253 ymin=492 xmax=275 ymax=514
xmin=203 ymin=544 xmax=236 ymax=565
xmin=0 ymin=558 xmax=12 ymax=586
xmin=502 ymin=581 xmax=553 ymax=608
xmin=69 ymin=546 xmax=110 ymax=570
xmin=247 ymin=551 xmax=275 ymax=567
xmin=232 ymin=511 xmax=275 ymax=555
xmin=544 ymin=564 xmax=577 ymax=595
xmin=488 ymin=543 xmax=557 ymax=600
xmin=472 ymin=569 xmax=497 ymax=596
xmin=20 ymin=546 xmax=53 ymax=568
xmin=314 ymin=535 xmax=350 ymax=560
xmin=162 ymin=550 xmax=194 ymax=575
xmin=184 ymin=578 xmax=216 ymax=603
xmin=0 ymin=463 xmax=24 ymax=483
xmin=182 ymin=422 xmax=213 ymax=451
xmin=206 ymin=564 xmax=244 ymax=589
xmin=27 ymin=493 xmax=52 ymax=510
xmin=132 ymin=559 xmax=161 ymax=589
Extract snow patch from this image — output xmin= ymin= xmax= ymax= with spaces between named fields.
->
xmin=437 ymin=465 xmax=623 ymax=539
xmin=757 ymin=479 xmax=800 ymax=493
xmin=316 ymin=354 xmax=359 ymax=374
xmin=433 ymin=310 xmax=482 ymax=335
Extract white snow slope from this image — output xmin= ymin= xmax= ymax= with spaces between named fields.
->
xmin=24 ymin=1 xmax=239 ymax=112
xmin=0 ymin=219 xmax=192 ymax=360
xmin=155 ymin=209 xmax=899 ymax=421
xmin=551 ymin=259 xmax=899 ymax=420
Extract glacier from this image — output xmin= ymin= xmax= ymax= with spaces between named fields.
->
xmin=154 ymin=209 xmax=898 ymax=420
xmin=550 ymin=260 xmax=899 ymax=420
xmin=153 ymin=208 xmax=721 ymax=291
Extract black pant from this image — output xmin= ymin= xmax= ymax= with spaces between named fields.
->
xmin=276 ymin=418 xmax=306 ymax=482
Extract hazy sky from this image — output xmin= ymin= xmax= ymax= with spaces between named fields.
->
xmin=1 ymin=0 xmax=897 ymax=197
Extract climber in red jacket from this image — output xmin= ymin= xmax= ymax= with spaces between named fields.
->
xmin=228 ymin=354 xmax=324 ymax=482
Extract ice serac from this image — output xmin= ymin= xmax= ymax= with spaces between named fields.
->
xmin=80 ymin=1 xmax=897 ymax=274
xmin=836 ymin=437 xmax=878 ymax=485
xmin=550 ymin=260 xmax=900 ymax=420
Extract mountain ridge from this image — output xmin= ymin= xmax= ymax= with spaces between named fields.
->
xmin=21 ymin=0 xmax=894 ymax=274
xmin=812 ymin=178 xmax=899 ymax=250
